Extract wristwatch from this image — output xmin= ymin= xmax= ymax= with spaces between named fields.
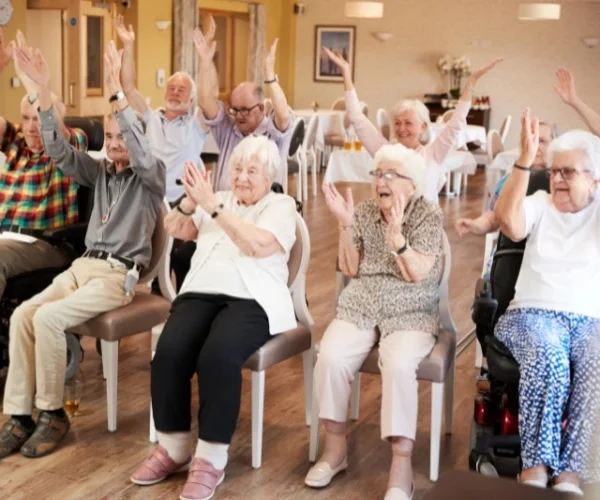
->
xmin=176 ymin=203 xmax=194 ymax=216
xmin=264 ymin=75 xmax=278 ymax=85
xmin=211 ymin=203 xmax=224 ymax=219
xmin=391 ymin=241 xmax=409 ymax=256
xmin=27 ymin=93 xmax=38 ymax=105
xmin=109 ymin=91 xmax=125 ymax=103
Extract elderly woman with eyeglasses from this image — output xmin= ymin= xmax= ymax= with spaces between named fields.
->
xmin=325 ymin=50 xmax=502 ymax=202
xmin=494 ymin=110 xmax=600 ymax=494
xmin=306 ymin=144 xmax=444 ymax=500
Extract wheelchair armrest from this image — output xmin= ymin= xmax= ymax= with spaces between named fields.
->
xmin=43 ymin=223 xmax=88 ymax=242
xmin=471 ymin=278 xmax=498 ymax=328
xmin=474 ymin=278 xmax=488 ymax=300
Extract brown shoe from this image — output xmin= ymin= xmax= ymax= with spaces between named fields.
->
xmin=20 ymin=411 xmax=70 ymax=458
xmin=0 ymin=418 xmax=35 ymax=459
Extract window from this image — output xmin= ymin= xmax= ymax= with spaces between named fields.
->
xmin=85 ymin=16 xmax=103 ymax=96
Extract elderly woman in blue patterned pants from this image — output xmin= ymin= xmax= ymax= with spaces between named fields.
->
xmin=494 ymin=111 xmax=600 ymax=495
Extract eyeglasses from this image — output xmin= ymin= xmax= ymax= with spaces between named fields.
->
xmin=546 ymin=167 xmax=591 ymax=181
xmin=228 ymin=104 xmax=261 ymax=117
xmin=369 ymin=170 xmax=412 ymax=181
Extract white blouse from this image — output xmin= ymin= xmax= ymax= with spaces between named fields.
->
xmin=179 ymin=191 xmax=298 ymax=334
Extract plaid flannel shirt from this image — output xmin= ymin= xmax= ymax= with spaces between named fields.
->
xmin=0 ymin=121 xmax=87 ymax=229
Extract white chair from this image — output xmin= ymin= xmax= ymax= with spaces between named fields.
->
xmin=331 ymin=97 xmax=345 ymax=111
xmin=150 ymin=213 xmax=316 ymax=470
xmin=287 ymin=118 xmax=306 ymax=202
xmin=482 ymin=130 xmax=505 ymax=213
xmin=499 ymin=115 xmax=512 ymax=144
xmin=300 ymin=115 xmax=320 ymax=198
xmin=309 ymin=233 xmax=457 ymax=482
xmin=376 ymin=108 xmax=390 ymax=140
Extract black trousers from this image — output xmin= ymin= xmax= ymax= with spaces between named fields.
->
xmin=170 ymin=241 xmax=196 ymax=292
xmin=151 ymin=293 xmax=271 ymax=444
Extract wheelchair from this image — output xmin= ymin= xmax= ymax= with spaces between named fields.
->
xmin=468 ymin=169 xmax=551 ymax=478
xmin=0 ymin=117 xmax=103 ymax=380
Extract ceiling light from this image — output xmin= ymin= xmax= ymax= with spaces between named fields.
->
xmin=345 ymin=2 xmax=384 ymax=18
xmin=518 ymin=3 xmax=561 ymax=21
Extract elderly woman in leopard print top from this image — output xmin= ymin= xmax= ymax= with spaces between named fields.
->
xmin=305 ymin=144 xmax=444 ymax=500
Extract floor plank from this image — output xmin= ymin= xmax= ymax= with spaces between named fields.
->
xmin=0 ymin=170 xmax=490 ymax=499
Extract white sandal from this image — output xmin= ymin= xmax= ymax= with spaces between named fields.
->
xmin=553 ymin=482 xmax=584 ymax=496
xmin=517 ymin=474 xmax=547 ymax=489
xmin=384 ymin=486 xmax=414 ymax=500
xmin=304 ymin=456 xmax=348 ymax=488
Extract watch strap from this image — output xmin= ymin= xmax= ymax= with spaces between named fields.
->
xmin=264 ymin=76 xmax=278 ymax=84
xmin=395 ymin=241 xmax=409 ymax=256
xmin=176 ymin=203 xmax=194 ymax=216
xmin=211 ymin=203 xmax=224 ymax=219
xmin=27 ymin=93 xmax=38 ymax=105
xmin=513 ymin=163 xmax=531 ymax=172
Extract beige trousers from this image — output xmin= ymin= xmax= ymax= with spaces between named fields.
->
xmin=3 ymin=258 xmax=133 ymax=415
xmin=315 ymin=319 xmax=436 ymax=441
xmin=0 ymin=238 xmax=71 ymax=297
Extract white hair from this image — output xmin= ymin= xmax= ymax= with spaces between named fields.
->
xmin=167 ymin=71 xmax=197 ymax=113
xmin=373 ymin=143 xmax=427 ymax=196
xmin=547 ymin=129 xmax=600 ymax=179
xmin=390 ymin=99 xmax=432 ymax=145
xmin=228 ymin=135 xmax=281 ymax=181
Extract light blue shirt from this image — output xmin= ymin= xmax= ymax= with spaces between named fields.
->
xmin=144 ymin=108 xmax=208 ymax=202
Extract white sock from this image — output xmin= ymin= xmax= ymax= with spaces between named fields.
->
xmin=195 ymin=439 xmax=229 ymax=470
xmin=157 ymin=431 xmax=192 ymax=464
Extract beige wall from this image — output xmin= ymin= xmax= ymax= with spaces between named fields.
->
xmin=294 ymin=0 xmax=600 ymax=147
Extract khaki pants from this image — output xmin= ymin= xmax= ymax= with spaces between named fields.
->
xmin=314 ymin=319 xmax=436 ymax=441
xmin=0 ymin=238 xmax=71 ymax=297
xmin=3 ymin=258 xmax=133 ymax=415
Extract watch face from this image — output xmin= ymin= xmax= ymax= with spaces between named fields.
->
xmin=0 ymin=0 xmax=13 ymax=26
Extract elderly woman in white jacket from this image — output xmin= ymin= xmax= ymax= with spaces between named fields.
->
xmin=494 ymin=110 xmax=600 ymax=495
xmin=306 ymin=144 xmax=444 ymax=500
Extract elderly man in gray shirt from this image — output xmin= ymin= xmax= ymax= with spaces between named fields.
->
xmin=0 ymin=42 xmax=165 ymax=460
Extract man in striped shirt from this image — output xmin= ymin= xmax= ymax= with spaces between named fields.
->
xmin=0 ymin=29 xmax=87 ymax=297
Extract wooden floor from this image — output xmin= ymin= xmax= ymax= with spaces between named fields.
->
xmin=0 ymin=170 xmax=490 ymax=499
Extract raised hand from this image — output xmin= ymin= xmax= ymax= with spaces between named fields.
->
xmin=193 ymin=26 xmax=217 ymax=63
xmin=323 ymin=182 xmax=354 ymax=227
xmin=323 ymin=47 xmax=351 ymax=79
xmin=14 ymin=46 xmax=50 ymax=87
xmin=205 ymin=15 xmax=216 ymax=44
xmin=0 ymin=29 xmax=13 ymax=73
xmin=554 ymin=67 xmax=578 ymax=106
xmin=386 ymin=193 xmax=407 ymax=251
xmin=104 ymin=41 xmax=123 ymax=95
xmin=182 ymin=161 xmax=218 ymax=212
xmin=115 ymin=15 xmax=135 ymax=45
xmin=466 ymin=57 xmax=504 ymax=88
xmin=518 ymin=108 xmax=540 ymax=168
xmin=264 ymin=38 xmax=279 ymax=81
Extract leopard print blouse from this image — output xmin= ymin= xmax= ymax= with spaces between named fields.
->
xmin=336 ymin=196 xmax=444 ymax=338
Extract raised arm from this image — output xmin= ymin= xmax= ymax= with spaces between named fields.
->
xmin=555 ymin=67 xmax=600 ymax=137
xmin=323 ymin=183 xmax=360 ymax=277
xmin=114 ymin=15 xmax=147 ymax=115
xmin=193 ymin=22 xmax=220 ymax=120
xmin=429 ymin=57 xmax=503 ymax=165
xmin=0 ymin=28 xmax=13 ymax=141
xmin=495 ymin=109 xmax=539 ymax=241
xmin=164 ymin=193 xmax=200 ymax=241
xmin=264 ymin=39 xmax=291 ymax=132
xmin=104 ymin=41 xmax=165 ymax=195
xmin=324 ymin=48 xmax=387 ymax=156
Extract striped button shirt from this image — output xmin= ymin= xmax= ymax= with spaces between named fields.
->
xmin=0 ymin=121 xmax=87 ymax=229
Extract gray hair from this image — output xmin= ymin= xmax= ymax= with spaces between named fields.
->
xmin=167 ymin=71 xmax=197 ymax=113
xmin=228 ymin=135 xmax=280 ymax=181
xmin=390 ymin=99 xmax=432 ymax=145
xmin=372 ymin=143 xmax=427 ymax=196
xmin=547 ymin=129 xmax=600 ymax=179
xmin=539 ymin=121 xmax=560 ymax=139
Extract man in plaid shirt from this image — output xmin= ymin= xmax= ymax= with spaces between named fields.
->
xmin=0 ymin=29 xmax=86 ymax=298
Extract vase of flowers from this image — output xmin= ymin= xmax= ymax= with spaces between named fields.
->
xmin=438 ymin=54 xmax=471 ymax=100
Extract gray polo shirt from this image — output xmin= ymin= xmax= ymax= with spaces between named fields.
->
xmin=40 ymin=106 xmax=166 ymax=268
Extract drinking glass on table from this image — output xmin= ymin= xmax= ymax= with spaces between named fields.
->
xmin=354 ymin=138 xmax=362 ymax=151
xmin=343 ymin=133 xmax=352 ymax=151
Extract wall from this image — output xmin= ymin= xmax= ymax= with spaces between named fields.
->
xmin=294 ymin=0 xmax=600 ymax=147
xmin=0 ymin=1 xmax=28 ymax=121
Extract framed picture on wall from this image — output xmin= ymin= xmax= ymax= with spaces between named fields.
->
xmin=314 ymin=25 xmax=356 ymax=83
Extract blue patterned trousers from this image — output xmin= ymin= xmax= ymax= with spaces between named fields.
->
xmin=495 ymin=308 xmax=600 ymax=483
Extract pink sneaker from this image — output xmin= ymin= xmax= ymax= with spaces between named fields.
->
xmin=179 ymin=458 xmax=225 ymax=500
xmin=131 ymin=445 xmax=191 ymax=486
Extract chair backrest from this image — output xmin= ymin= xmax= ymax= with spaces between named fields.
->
xmin=287 ymin=211 xmax=310 ymax=293
xmin=437 ymin=110 xmax=454 ymax=124
xmin=288 ymin=118 xmax=305 ymax=157
xmin=303 ymin=114 xmax=319 ymax=150
xmin=140 ymin=199 xmax=170 ymax=283
xmin=64 ymin=116 xmax=104 ymax=152
xmin=499 ymin=115 xmax=512 ymax=144
xmin=376 ymin=108 xmax=390 ymax=140
xmin=438 ymin=231 xmax=457 ymax=335
xmin=331 ymin=97 xmax=346 ymax=111
xmin=264 ymin=98 xmax=273 ymax=117
xmin=486 ymin=129 xmax=504 ymax=164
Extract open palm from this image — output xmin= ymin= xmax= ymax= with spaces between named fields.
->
xmin=0 ymin=29 xmax=13 ymax=72
xmin=115 ymin=15 xmax=135 ymax=45
xmin=193 ymin=27 xmax=217 ymax=62
xmin=324 ymin=47 xmax=351 ymax=78
xmin=468 ymin=57 xmax=504 ymax=86
xmin=15 ymin=47 xmax=50 ymax=87
xmin=323 ymin=183 xmax=354 ymax=226
xmin=554 ymin=67 xmax=577 ymax=105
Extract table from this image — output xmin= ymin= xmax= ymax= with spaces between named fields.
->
xmin=293 ymin=109 xmax=346 ymax=151
xmin=324 ymin=148 xmax=477 ymax=197
xmin=424 ymin=471 xmax=567 ymax=499
xmin=430 ymin=123 xmax=487 ymax=149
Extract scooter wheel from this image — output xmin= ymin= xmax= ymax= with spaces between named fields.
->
xmin=65 ymin=333 xmax=82 ymax=381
